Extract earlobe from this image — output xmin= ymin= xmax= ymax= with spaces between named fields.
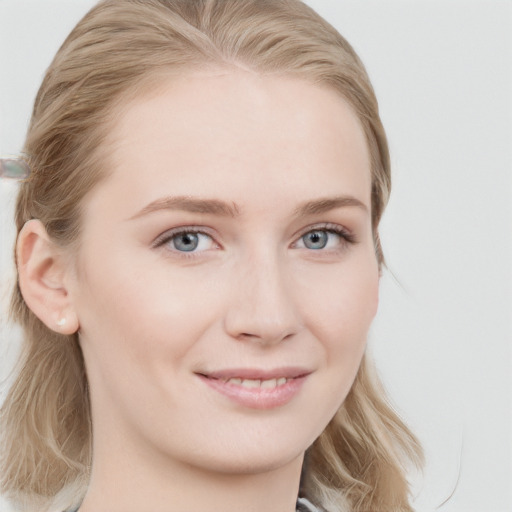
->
xmin=17 ymin=219 xmax=79 ymax=334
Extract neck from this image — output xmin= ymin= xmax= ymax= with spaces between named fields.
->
xmin=78 ymin=427 xmax=304 ymax=512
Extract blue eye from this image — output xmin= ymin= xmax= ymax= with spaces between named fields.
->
xmin=295 ymin=226 xmax=354 ymax=251
xmin=302 ymin=230 xmax=329 ymax=250
xmin=155 ymin=229 xmax=216 ymax=254
xmin=172 ymin=232 xmax=200 ymax=252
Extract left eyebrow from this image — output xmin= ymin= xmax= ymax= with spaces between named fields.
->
xmin=294 ymin=196 xmax=369 ymax=217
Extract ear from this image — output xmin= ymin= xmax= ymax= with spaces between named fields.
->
xmin=17 ymin=219 xmax=79 ymax=334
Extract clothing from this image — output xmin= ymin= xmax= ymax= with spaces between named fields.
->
xmin=296 ymin=497 xmax=322 ymax=512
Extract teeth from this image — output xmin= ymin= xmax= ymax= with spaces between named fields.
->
xmin=241 ymin=379 xmax=260 ymax=388
xmin=226 ymin=377 xmax=289 ymax=388
xmin=260 ymin=378 xmax=277 ymax=389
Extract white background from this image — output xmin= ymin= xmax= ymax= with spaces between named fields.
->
xmin=0 ymin=1 xmax=511 ymax=511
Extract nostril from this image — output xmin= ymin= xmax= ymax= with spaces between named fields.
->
xmin=237 ymin=332 xmax=260 ymax=341
xmin=234 ymin=330 xmax=295 ymax=344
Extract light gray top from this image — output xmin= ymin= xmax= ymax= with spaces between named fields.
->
xmin=296 ymin=497 xmax=322 ymax=512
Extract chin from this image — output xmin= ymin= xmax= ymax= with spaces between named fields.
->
xmin=191 ymin=447 xmax=305 ymax=476
xmin=174 ymin=424 xmax=317 ymax=477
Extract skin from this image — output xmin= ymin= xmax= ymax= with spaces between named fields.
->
xmin=18 ymin=69 xmax=379 ymax=512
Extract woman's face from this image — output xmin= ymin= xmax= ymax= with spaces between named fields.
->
xmin=69 ymin=69 xmax=379 ymax=475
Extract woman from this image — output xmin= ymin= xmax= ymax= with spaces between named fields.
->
xmin=0 ymin=1 xmax=422 ymax=511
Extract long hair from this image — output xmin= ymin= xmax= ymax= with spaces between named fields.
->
xmin=1 ymin=1 xmax=422 ymax=511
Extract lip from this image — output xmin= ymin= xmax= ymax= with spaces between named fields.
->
xmin=196 ymin=367 xmax=311 ymax=410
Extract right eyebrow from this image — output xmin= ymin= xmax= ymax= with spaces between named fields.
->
xmin=128 ymin=195 xmax=241 ymax=220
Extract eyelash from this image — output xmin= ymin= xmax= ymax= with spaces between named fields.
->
xmin=152 ymin=227 xmax=216 ymax=258
xmin=152 ymin=223 xmax=357 ymax=258
xmin=295 ymin=223 xmax=357 ymax=250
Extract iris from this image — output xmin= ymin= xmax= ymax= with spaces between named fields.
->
xmin=302 ymin=230 xmax=328 ymax=250
xmin=173 ymin=232 xmax=199 ymax=252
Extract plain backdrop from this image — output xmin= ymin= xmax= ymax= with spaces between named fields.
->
xmin=0 ymin=1 xmax=511 ymax=511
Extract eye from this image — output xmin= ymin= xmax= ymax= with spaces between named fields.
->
xmin=154 ymin=229 xmax=217 ymax=254
xmin=294 ymin=226 xmax=355 ymax=251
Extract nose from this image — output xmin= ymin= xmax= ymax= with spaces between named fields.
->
xmin=223 ymin=250 xmax=302 ymax=345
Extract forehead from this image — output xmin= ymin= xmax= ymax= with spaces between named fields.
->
xmin=91 ymin=69 xmax=371 ymax=217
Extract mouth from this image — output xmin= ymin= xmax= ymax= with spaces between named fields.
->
xmin=219 ymin=376 xmax=292 ymax=389
xmin=196 ymin=368 xmax=311 ymax=409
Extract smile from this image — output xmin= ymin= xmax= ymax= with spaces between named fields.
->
xmin=197 ymin=368 xmax=310 ymax=409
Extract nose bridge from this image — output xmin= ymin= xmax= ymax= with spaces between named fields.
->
xmin=224 ymin=245 xmax=300 ymax=344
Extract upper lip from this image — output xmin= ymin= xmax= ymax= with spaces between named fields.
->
xmin=198 ymin=367 xmax=312 ymax=381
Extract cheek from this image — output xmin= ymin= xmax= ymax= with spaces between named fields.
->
xmin=292 ymin=254 xmax=379 ymax=436
xmin=74 ymin=247 xmax=232 ymax=397
xmin=298 ymin=254 xmax=379 ymax=360
xmin=73 ymin=255 xmax=222 ymax=429
xmin=77 ymin=261 xmax=212 ymax=361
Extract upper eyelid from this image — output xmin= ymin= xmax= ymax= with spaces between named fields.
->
xmin=293 ymin=222 xmax=353 ymax=239
xmin=152 ymin=226 xmax=218 ymax=248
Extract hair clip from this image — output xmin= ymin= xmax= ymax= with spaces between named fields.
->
xmin=0 ymin=156 xmax=31 ymax=180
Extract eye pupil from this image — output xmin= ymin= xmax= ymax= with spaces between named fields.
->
xmin=303 ymin=230 xmax=328 ymax=249
xmin=173 ymin=233 xmax=199 ymax=252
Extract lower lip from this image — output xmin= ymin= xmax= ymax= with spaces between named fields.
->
xmin=198 ymin=375 xmax=308 ymax=410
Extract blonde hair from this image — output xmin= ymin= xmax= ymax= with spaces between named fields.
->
xmin=1 ymin=1 xmax=422 ymax=511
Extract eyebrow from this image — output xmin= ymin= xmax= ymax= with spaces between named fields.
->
xmin=130 ymin=195 xmax=240 ymax=219
xmin=129 ymin=194 xmax=367 ymax=220
xmin=294 ymin=196 xmax=368 ymax=216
